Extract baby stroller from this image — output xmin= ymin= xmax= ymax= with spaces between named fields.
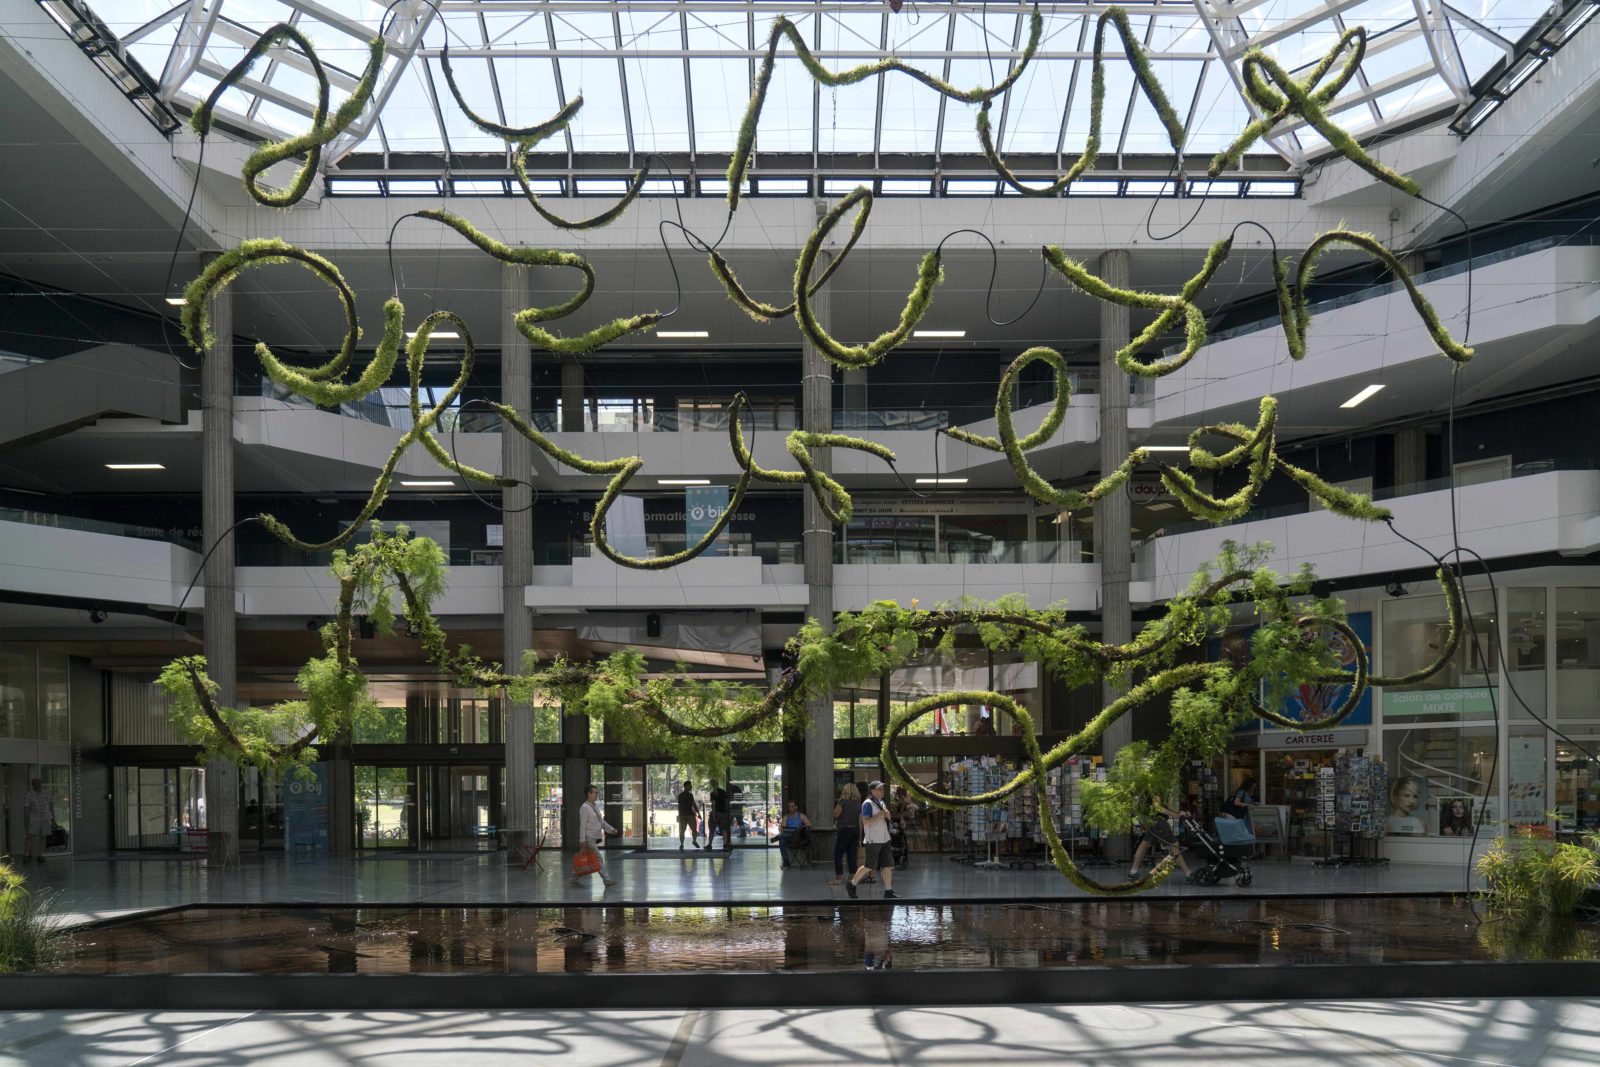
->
xmin=1184 ymin=816 xmax=1254 ymax=887
xmin=889 ymin=818 xmax=910 ymax=869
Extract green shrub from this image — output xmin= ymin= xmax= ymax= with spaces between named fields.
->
xmin=0 ymin=861 xmax=68 ymax=973
xmin=1476 ymin=826 xmax=1600 ymax=918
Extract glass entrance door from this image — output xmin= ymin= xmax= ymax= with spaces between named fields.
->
xmin=730 ymin=763 xmax=783 ymax=847
xmin=355 ymin=765 xmax=416 ymax=848
xmin=594 ymin=764 xmax=646 ymax=848
xmin=113 ymin=767 xmax=205 ymax=850
xmin=417 ymin=765 xmax=499 ymax=850
xmin=645 ymin=763 xmax=711 ymax=849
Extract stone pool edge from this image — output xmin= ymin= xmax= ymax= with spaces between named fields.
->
xmin=3 ymin=961 xmax=1596 ymax=1010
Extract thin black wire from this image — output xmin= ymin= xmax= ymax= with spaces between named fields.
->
xmin=377 ymin=0 xmax=441 ymax=40
xmin=157 ymin=135 xmax=207 ymax=373
xmin=168 ymin=515 xmax=263 ymax=642
xmin=449 ymin=397 xmax=540 ymax=515
xmin=1143 ymin=155 xmax=1207 ymax=244
xmin=932 ymin=228 xmax=1049 ymax=327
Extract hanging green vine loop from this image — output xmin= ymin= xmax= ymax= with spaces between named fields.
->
xmin=410 ymin=209 xmax=597 ymax=325
xmin=192 ymin=25 xmax=383 ymax=208
xmin=728 ymin=6 xmax=1044 ymax=208
xmin=182 ymin=240 xmax=360 ymax=383
xmin=438 ymin=45 xmax=582 ymax=142
xmin=1042 ymin=239 xmax=1232 ymax=378
xmin=512 ymin=132 xmax=653 ymax=231
xmin=795 ymin=187 xmax=943 ymax=369
xmin=710 ymin=198 xmax=870 ymax=321
xmin=979 ymin=7 xmax=1186 ymax=197
xmin=1293 ymin=230 xmax=1473 ymax=364
xmin=1213 ymin=29 xmax=1421 ymax=196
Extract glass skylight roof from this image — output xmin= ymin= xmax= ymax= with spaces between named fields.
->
xmin=88 ymin=0 xmax=1559 ymax=181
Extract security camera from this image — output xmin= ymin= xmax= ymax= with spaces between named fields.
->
xmin=1385 ymin=578 xmax=1410 ymax=598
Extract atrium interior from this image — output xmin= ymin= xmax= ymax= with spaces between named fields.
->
xmin=0 ymin=0 xmax=1598 ymax=1062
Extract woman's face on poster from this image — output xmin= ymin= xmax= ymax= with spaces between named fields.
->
xmin=1393 ymin=780 xmax=1421 ymax=815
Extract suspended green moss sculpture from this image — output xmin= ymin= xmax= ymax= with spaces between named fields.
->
xmin=794 ymin=188 xmax=943 ymax=369
xmin=978 ymin=7 xmax=1185 ymax=196
xmin=191 ymin=24 xmax=383 ymax=208
xmin=728 ymin=6 xmax=1044 ymax=208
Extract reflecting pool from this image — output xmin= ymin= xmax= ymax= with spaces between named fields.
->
xmin=53 ymin=897 xmax=1600 ymax=975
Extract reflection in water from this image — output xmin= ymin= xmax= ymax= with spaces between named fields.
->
xmin=52 ymin=898 xmax=1599 ymax=976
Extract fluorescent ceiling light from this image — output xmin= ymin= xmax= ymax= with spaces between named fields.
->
xmin=106 ymin=463 xmax=165 ymax=470
xmin=915 ymin=477 xmax=968 ymax=485
xmin=406 ymin=331 xmax=459 ymax=340
xmin=399 ymin=480 xmax=455 ymax=487
xmin=1142 ymin=445 xmax=1190 ymax=453
xmin=164 ymin=297 xmax=185 ymax=306
xmin=656 ymin=330 xmax=708 ymax=339
xmin=658 ymin=478 xmax=711 ymax=486
xmin=1146 ymin=502 xmax=1175 ymax=512
xmin=1340 ymin=384 xmax=1385 ymax=409
xmin=913 ymin=330 xmax=965 ymax=339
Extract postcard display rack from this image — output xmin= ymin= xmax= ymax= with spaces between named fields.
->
xmin=1313 ymin=754 xmax=1389 ymax=868
xmin=948 ymin=756 xmax=1108 ymax=869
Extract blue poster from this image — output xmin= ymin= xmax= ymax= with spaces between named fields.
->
xmin=1277 ymin=610 xmax=1373 ymax=727
xmin=284 ymin=762 xmax=330 ymax=851
xmin=684 ymin=484 xmax=729 ymax=557
xmin=1211 ymin=611 xmax=1373 ymax=730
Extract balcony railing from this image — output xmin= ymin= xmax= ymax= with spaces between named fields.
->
xmin=0 ymin=507 xmax=198 ymax=548
xmin=1151 ymin=458 xmax=1596 ymax=539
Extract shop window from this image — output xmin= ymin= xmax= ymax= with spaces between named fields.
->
xmin=1381 ymin=726 xmax=1498 ymax=835
xmin=39 ymin=653 xmax=69 ymax=742
xmin=1555 ymin=737 xmax=1600 ymax=834
xmin=0 ymin=649 xmax=36 ymax=738
xmin=1381 ymin=589 xmax=1498 ymax=723
xmin=1505 ymin=588 xmax=1548 ymax=722
xmin=1554 ymin=588 xmax=1600 ymax=722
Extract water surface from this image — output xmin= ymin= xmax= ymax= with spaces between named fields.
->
xmin=54 ymin=897 xmax=1599 ymax=975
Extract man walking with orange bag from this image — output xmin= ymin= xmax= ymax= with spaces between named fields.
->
xmin=571 ymin=784 xmax=619 ymax=890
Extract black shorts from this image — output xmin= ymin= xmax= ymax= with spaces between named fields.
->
xmin=1138 ymin=819 xmax=1178 ymax=848
xmin=677 ymin=814 xmax=696 ymax=828
xmin=863 ymin=840 xmax=893 ymax=870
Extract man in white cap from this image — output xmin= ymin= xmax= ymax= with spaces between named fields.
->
xmin=845 ymin=781 xmax=898 ymax=899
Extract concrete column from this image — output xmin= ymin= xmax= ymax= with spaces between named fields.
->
xmin=560 ymin=360 xmax=584 ymax=432
xmin=200 ymin=251 xmax=239 ymax=867
xmin=1395 ymin=426 xmax=1427 ymax=491
xmin=802 ymin=265 xmax=836 ymax=842
xmin=503 ymin=263 xmax=537 ymax=860
xmin=1095 ymin=250 xmax=1133 ymax=855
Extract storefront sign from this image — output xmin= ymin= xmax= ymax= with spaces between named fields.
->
xmin=851 ymin=495 xmax=1030 ymax=517
xmin=1384 ymin=687 xmax=1495 ymax=719
xmin=1259 ymin=728 xmax=1368 ymax=750
xmin=684 ymin=484 xmax=730 ymax=557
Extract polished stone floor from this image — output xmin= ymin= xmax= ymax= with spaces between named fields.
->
xmin=0 ymin=998 xmax=1591 ymax=1065
xmin=20 ymin=847 xmax=1481 ymax=927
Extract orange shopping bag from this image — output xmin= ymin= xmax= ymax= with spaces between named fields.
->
xmin=572 ymin=846 xmax=602 ymax=878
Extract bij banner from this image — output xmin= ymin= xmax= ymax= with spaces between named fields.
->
xmin=684 ymin=484 xmax=730 ymax=557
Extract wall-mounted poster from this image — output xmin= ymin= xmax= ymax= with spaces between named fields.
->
xmin=1509 ymin=736 xmax=1548 ymax=824
xmin=285 ymin=762 xmax=330 ymax=852
xmin=1438 ymin=797 xmax=1474 ymax=836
